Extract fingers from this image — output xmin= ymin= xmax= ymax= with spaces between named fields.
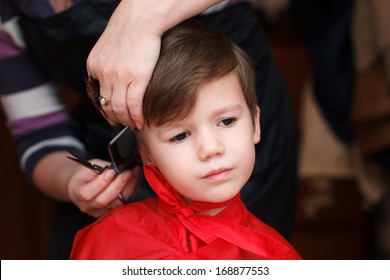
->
xmin=92 ymin=74 xmax=147 ymax=128
xmin=127 ymin=78 xmax=151 ymax=129
xmin=86 ymin=26 xmax=161 ymax=128
xmin=70 ymin=165 xmax=141 ymax=218
xmin=107 ymin=166 xmax=142 ymax=208
xmin=86 ymin=40 xmax=141 ymax=127
xmin=91 ymin=171 xmax=131 ymax=213
xmin=87 ymin=68 xmax=143 ymax=128
xmin=94 ymin=169 xmax=133 ymax=208
xmin=99 ymin=81 xmax=134 ymax=127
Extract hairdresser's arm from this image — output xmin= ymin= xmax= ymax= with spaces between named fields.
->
xmin=4 ymin=77 xmax=137 ymax=218
xmin=34 ymin=151 xmax=140 ymax=218
xmin=0 ymin=28 xmax=138 ymax=218
xmin=87 ymin=0 xmax=224 ymax=128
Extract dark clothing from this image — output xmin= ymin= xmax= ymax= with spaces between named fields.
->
xmin=292 ymin=0 xmax=356 ymax=144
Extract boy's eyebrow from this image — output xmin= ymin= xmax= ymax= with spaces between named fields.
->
xmin=156 ymin=104 xmax=244 ymax=133
xmin=211 ymin=104 xmax=242 ymax=117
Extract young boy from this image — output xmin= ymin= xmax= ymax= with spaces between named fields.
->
xmin=70 ymin=21 xmax=301 ymax=260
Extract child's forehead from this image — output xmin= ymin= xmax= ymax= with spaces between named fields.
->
xmin=198 ymin=71 xmax=240 ymax=89
xmin=143 ymin=69 xmax=248 ymax=128
xmin=164 ymin=76 xmax=246 ymax=123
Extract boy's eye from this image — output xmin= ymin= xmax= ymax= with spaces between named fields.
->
xmin=169 ymin=132 xmax=189 ymax=143
xmin=220 ymin=118 xmax=236 ymax=126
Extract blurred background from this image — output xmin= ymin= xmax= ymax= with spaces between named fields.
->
xmin=1 ymin=0 xmax=389 ymax=259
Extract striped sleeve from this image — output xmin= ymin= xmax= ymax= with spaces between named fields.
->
xmin=0 ymin=19 xmax=86 ymax=185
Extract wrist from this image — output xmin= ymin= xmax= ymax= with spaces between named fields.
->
xmin=119 ymin=0 xmax=225 ymax=36
xmin=33 ymin=151 xmax=78 ymax=202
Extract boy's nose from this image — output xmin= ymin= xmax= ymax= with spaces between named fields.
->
xmin=197 ymin=131 xmax=225 ymax=161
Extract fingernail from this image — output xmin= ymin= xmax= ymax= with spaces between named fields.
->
xmin=121 ymin=170 xmax=132 ymax=181
xmin=136 ymin=121 xmax=144 ymax=130
xmin=104 ymin=169 xmax=116 ymax=181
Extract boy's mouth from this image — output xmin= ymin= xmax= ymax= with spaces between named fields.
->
xmin=202 ymin=167 xmax=232 ymax=181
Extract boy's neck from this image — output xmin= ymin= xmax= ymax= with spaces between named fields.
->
xmin=182 ymin=195 xmax=240 ymax=216
xmin=195 ymin=206 xmax=226 ymax=216
xmin=183 ymin=197 xmax=227 ymax=216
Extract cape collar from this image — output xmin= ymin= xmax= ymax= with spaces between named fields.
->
xmin=142 ymin=164 xmax=299 ymax=259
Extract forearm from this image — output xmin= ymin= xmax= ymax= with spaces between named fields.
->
xmin=33 ymin=151 xmax=79 ymax=202
xmin=115 ymin=0 xmax=225 ymax=35
xmin=1 ymin=27 xmax=87 ymax=198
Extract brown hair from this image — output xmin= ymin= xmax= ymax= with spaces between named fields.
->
xmin=86 ymin=21 xmax=257 ymax=127
xmin=143 ymin=20 xmax=257 ymax=127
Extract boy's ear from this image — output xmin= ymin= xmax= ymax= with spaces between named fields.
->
xmin=138 ymin=143 xmax=155 ymax=166
xmin=253 ymin=106 xmax=261 ymax=144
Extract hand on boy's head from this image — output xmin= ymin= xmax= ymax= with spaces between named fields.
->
xmin=86 ymin=15 xmax=162 ymax=129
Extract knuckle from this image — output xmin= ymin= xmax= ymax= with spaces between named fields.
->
xmin=100 ymin=67 xmax=114 ymax=80
xmin=111 ymin=104 xmax=127 ymax=115
xmin=86 ymin=56 xmax=95 ymax=70
xmin=78 ymin=188 xmax=93 ymax=202
xmin=101 ymin=65 xmax=130 ymax=81
xmin=78 ymin=204 xmax=89 ymax=214
xmin=94 ymin=197 xmax=107 ymax=209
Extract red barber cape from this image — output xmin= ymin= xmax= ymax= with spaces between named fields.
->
xmin=70 ymin=165 xmax=301 ymax=260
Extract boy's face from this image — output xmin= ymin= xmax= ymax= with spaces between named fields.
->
xmin=140 ymin=72 xmax=260 ymax=204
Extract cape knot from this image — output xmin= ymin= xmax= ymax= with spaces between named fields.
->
xmin=176 ymin=207 xmax=194 ymax=219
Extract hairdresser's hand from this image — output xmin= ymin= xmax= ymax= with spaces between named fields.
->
xmin=67 ymin=160 xmax=141 ymax=218
xmin=87 ymin=0 xmax=223 ymax=128
xmin=86 ymin=0 xmax=162 ymax=129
